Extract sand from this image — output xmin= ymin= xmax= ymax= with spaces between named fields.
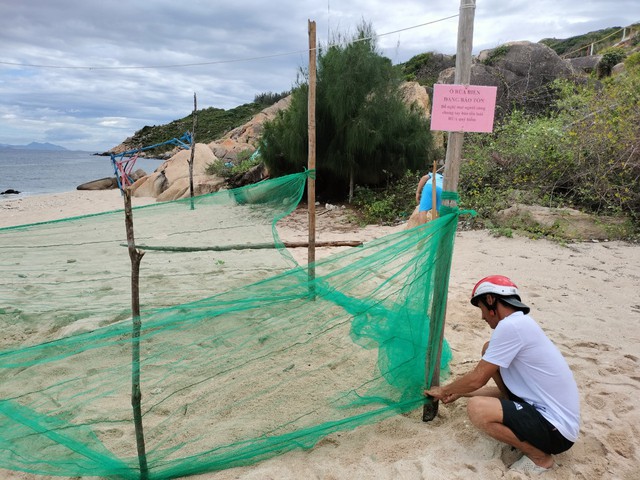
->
xmin=1 ymin=190 xmax=639 ymax=479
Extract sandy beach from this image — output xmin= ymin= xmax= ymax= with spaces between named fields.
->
xmin=1 ymin=190 xmax=639 ymax=479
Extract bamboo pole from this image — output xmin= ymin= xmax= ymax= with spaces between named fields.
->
xmin=423 ymin=0 xmax=476 ymax=422
xmin=126 ymin=240 xmax=363 ymax=252
xmin=188 ymin=93 xmax=198 ymax=210
xmin=308 ymin=20 xmax=317 ymax=299
xmin=123 ymin=188 xmax=149 ymax=479
xmin=431 ymin=160 xmax=438 ymax=220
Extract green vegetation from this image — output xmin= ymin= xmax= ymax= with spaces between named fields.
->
xmin=481 ymin=45 xmax=511 ymax=66
xmin=352 ymin=170 xmax=422 ymax=225
xmin=397 ymin=52 xmax=454 ymax=86
xmin=116 ymin=91 xmax=288 ymax=156
xmin=540 ymin=25 xmax=637 ymax=56
xmin=626 ymin=51 xmax=640 ymax=69
xmin=597 ymin=47 xmax=628 ymax=77
xmin=112 ymin=24 xmax=639 ymax=240
xmin=253 ymin=91 xmax=290 ymax=106
xmin=205 ymin=149 xmax=260 ymax=178
xmin=456 ymin=69 xmax=640 ymax=237
xmin=351 ymin=53 xmax=640 ymax=239
xmin=260 ymin=22 xmax=434 ymax=202
xmin=122 ymin=104 xmax=259 ymax=156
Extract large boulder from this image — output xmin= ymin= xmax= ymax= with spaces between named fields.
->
xmin=399 ymin=81 xmax=431 ymax=118
xmin=130 ymin=143 xmax=222 ymax=199
xmin=77 ymin=169 xmax=147 ymax=190
xmin=568 ymin=55 xmax=602 ymax=74
xmin=156 ymin=175 xmax=227 ymax=202
xmin=209 ymin=138 xmax=255 ymax=163
xmin=208 ymin=96 xmax=292 ymax=163
xmin=495 ymin=204 xmax=628 ymax=241
xmin=399 ymin=81 xmax=442 ymax=152
xmin=439 ymin=41 xmax=576 ymax=118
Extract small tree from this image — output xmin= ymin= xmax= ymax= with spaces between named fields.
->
xmin=597 ymin=47 xmax=626 ymax=78
xmin=261 ymin=21 xmax=433 ymax=201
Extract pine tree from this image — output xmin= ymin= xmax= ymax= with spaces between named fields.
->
xmin=261 ymin=21 xmax=433 ymax=201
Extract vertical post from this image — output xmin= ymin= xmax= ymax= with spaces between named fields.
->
xmin=442 ymin=0 xmax=475 ymax=198
xmin=124 ymin=189 xmax=149 ymax=479
xmin=308 ymin=20 xmax=317 ymax=298
xmin=423 ymin=0 xmax=475 ymax=422
xmin=189 ymin=93 xmax=198 ymax=210
xmin=431 ymin=160 xmax=438 ymax=221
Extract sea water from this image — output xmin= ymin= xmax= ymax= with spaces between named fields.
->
xmin=0 ymin=150 xmax=164 ymax=199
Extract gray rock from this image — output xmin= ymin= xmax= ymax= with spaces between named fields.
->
xmin=439 ymin=41 xmax=577 ymax=119
xmin=568 ymin=55 xmax=602 ymax=74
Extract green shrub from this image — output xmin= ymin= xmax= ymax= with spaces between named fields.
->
xmin=597 ymin=47 xmax=627 ymax=77
xmin=253 ymin=91 xmax=290 ymax=106
xmin=481 ymin=45 xmax=510 ymax=65
xmin=352 ymin=170 xmax=422 ymax=224
xmin=458 ymin=71 xmax=640 ymax=232
xmin=205 ymin=149 xmax=260 ymax=178
xmin=625 ymin=52 xmax=640 ymax=70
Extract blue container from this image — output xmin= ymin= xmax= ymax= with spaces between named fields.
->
xmin=419 ymin=173 xmax=444 ymax=212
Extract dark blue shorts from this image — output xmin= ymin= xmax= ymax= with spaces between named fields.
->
xmin=500 ymin=399 xmax=574 ymax=455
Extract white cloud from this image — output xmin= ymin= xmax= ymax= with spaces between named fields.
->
xmin=0 ymin=0 xmax=636 ymax=150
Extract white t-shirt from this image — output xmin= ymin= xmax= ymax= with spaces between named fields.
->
xmin=482 ymin=311 xmax=580 ymax=442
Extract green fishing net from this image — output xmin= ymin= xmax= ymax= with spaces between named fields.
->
xmin=0 ymin=171 xmax=457 ymax=479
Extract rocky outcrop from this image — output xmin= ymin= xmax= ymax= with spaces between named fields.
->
xmin=495 ymin=204 xmax=628 ymax=241
xmin=398 ymin=81 xmax=443 ymax=151
xmin=399 ymin=81 xmax=431 ymax=118
xmin=439 ymin=41 xmax=577 ymax=118
xmin=76 ymin=169 xmax=147 ymax=190
xmin=123 ymin=98 xmax=293 ymax=200
xmin=130 ymin=143 xmax=225 ymax=201
xmin=208 ymin=96 xmax=292 ymax=163
xmin=568 ymin=55 xmax=602 ymax=74
xmin=77 ymin=177 xmax=119 ymax=190
xmin=114 ymin=80 xmax=439 ymax=200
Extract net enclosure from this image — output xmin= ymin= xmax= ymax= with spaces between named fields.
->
xmin=0 ymin=171 xmax=458 ymax=479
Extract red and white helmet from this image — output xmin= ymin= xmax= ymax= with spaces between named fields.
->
xmin=470 ymin=275 xmax=530 ymax=313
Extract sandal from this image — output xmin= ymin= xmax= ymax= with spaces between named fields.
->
xmin=509 ymin=456 xmax=552 ymax=474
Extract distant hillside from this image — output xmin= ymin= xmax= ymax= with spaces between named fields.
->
xmin=400 ymin=23 xmax=640 ymax=88
xmin=110 ymin=92 xmax=289 ymax=156
xmin=540 ymin=23 xmax=640 ymax=57
xmin=0 ymin=142 xmax=67 ymax=151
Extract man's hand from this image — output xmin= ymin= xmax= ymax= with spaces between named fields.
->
xmin=424 ymin=387 xmax=461 ymax=404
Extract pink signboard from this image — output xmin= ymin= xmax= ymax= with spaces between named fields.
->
xmin=430 ymin=84 xmax=498 ymax=133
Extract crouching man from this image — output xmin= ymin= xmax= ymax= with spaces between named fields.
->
xmin=425 ymin=275 xmax=580 ymax=474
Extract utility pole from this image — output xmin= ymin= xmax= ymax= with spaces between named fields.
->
xmin=442 ymin=0 xmax=476 ymax=199
xmin=423 ymin=0 xmax=476 ymax=422
xmin=308 ymin=20 xmax=317 ymax=298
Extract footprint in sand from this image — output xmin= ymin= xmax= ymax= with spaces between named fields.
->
xmin=606 ymin=430 xmax=636 ymax=459
xmin=585 ymin=393 xmax=606 ymax=410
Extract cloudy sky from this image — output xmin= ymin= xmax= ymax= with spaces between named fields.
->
xmin=0 ymin=1 xmax=637 ymax=151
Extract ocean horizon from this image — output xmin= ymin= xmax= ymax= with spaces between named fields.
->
xmin=0 ymin=149 xmax=164 ymax=199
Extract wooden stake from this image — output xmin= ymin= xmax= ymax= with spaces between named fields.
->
xmin=431 ymin=160 xmax=438 ymax=221
xmin=127 ymin=239 xmax=363 ymax=252
xmin=308 ymin=20 xmax=317 ymax=299
xmin=123 ymin=188 xmax=149 ymax=479
xmin=423 ymin=0 xmax=476 ymax=422
xmin=189 ymin=93 xmax=198 ymax=210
